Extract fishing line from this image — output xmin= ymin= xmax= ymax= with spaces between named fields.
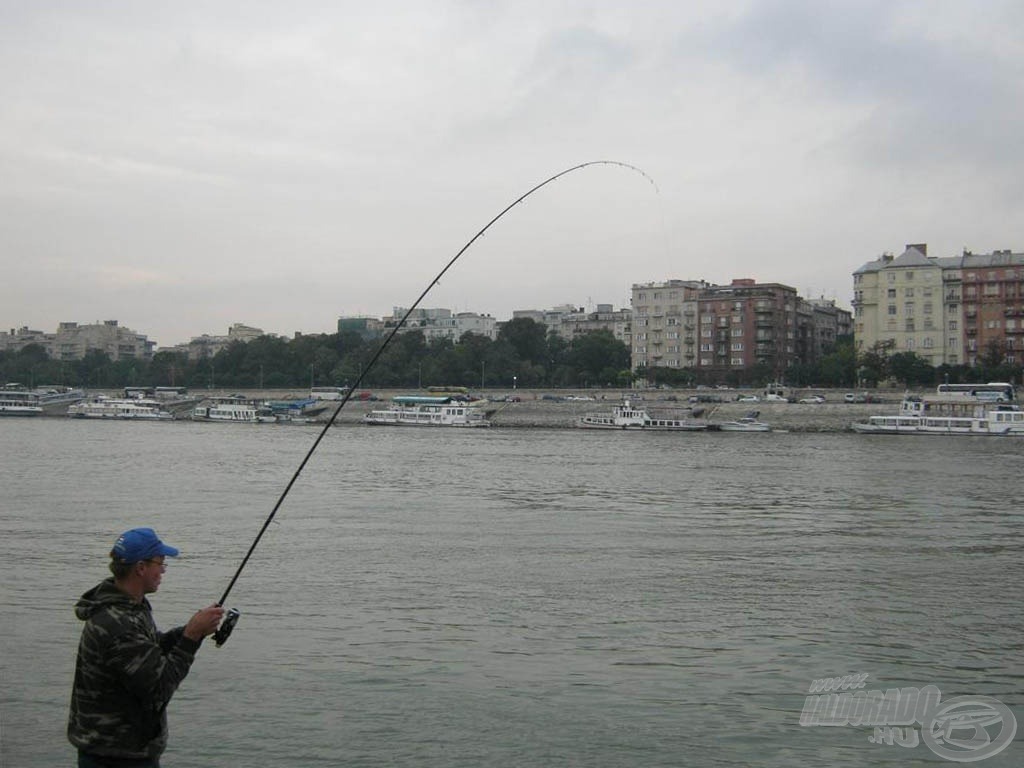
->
xmin=214 ymin=160 xmax=656 ymax=626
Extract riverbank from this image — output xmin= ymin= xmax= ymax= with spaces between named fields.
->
xmin=310 ymin=390 xmax=896 ymax=432
xmin=54 ymin=388 xmax=904 ymax=432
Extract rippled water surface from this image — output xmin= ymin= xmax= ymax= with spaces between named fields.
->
xmin=1 ymin=419 xmax=1021 ymax=766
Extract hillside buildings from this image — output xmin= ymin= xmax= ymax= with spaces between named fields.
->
xmin=0 ymin=320 xmax=154 ymax=361
xmin=852 ymin=244 xmax=1024 ymax=367
xmin=385 ymin=308 xmax=497 ymax=341
xmin=166 ymin=323 xmax=268 ymax=361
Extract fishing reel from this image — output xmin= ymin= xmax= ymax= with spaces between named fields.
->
xmin=213 ymin=608 xmax=241 ymax=648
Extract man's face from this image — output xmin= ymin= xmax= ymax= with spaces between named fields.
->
xmin=139 ymin=557 xmax=166 ymax=594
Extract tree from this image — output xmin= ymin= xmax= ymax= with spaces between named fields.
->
xmin=498 ymin=318 xmax=548 ymax=364
xmin=858 ymin=341 xmax=892 ymax=387
xmin=567 ymin=330 xmax=630 ymax=387
xmin=888 ymin=352 xmax=935 ymax=387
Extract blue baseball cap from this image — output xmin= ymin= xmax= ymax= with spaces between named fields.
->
xmin=111 ymin=527 xmax=180 ymax=563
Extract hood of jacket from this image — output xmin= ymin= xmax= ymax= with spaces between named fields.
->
xmin=74 ymin=577 xmax=146 ymax=620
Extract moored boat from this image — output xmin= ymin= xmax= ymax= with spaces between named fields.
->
xmin=192 ymin=395 xmax=270 ymax=423
xmin=578 ymin=399 xmax=707 ymax=431
xmin=363 ymin=396 xmax=490 ymax=427
xmin=67 ymin=396 xmax=174 ymax=420
xmin=717 ymin=411 xmax=772 ymax=432
xmin=0 ymin=385 xmax=44 ymax=416
xmin=852 ymin=393 xmax=1024 ymax=436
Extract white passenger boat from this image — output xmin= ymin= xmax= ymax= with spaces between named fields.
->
xmin=67 ymin=396 xmax=174 ymax=420
xmin=578 ymin=399 xmax=707 ymax=431
xmin=363 ymin=396 xmax=491 ymax=427
xmin=192 ymin=396 xmax=275 ymax=423
xmin=0 ymin=386 xmax=44 ymax=416
xmin=852 ymin=393 xmax=1024 ymax=436
xmin=718 ymin=412 xmax=772 ymax=432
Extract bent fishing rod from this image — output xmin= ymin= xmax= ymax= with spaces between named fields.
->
xmin=211 ymin=160 xmax=655 ymax=646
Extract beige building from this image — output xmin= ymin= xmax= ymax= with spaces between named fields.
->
xmin=167 ymin=323 xmax=267 ymax=361
xmin=387 ymin=308 xmax=496 ymax=341
xmin=852 ymin=244 xmax=949 ymax=366
xmin=554 ymin=304 xmax=631 ymax=344
xmin=0 ymin=320 xmax=155 ymax=362
xmin=631 ymin=280 xmax=707 ymax=370
xmin=852 ymin=244 xmax=1024 ymax=367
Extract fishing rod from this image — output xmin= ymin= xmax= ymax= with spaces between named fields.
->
xmin=212 ymin=159 xmax=656 ymax=646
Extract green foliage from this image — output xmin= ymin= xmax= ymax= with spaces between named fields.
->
xmin=6 ymin=327 xmax=1015 ymax=392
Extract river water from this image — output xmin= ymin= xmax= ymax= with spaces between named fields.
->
xmin=1 ymin=418 xmax=1021 ymax=767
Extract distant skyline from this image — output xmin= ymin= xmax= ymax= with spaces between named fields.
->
xmin=3 ymin=1 xmax=1022 ymax=347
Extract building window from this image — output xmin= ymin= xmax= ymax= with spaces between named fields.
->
xmin=731 ymin=357 xmax=744 ymax=366
xmin=949 ymin=338 xmax=958 ymax=349
xmin=949 ymin=320 xmax=958 ymax=331
xmin=907 ymin=338 xmax=915 ymax=350
xmin=888 ymin=305 xmax=897 ymax=315
xmin=905 ymin=272 xmax=914 ymax=280
xmin=905 ymin=302 xmax=914 ymax=316
xmin=887 ymin=289 xmax=896 ymax=298
xmin=731 ymin=342 xmax=744 ymax=351
xmin=905 ymin=288 xmax=914 ymax=297
xmin=923 ymin=338 xmax=934 ymax=348
xmin=923 ymin=302 xmax=932 ymax=314
xmin=731 ymin=328 xmax=743 ymax=337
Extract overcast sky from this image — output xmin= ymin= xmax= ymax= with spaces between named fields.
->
xmin=3 ymin=1 xmax=1022 ymax=347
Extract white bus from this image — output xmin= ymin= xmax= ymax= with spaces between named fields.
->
xmin=310 ymin=386 xmax=349 ymax=401
xmin=936 ymin=382 xmax=1015 ymax=402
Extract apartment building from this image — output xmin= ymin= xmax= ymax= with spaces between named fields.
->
xmin=853 ymin=244 xmax=1024 ymax=367
xmin=166 ymin=323 xmax=267 ymax=361
xmin=631 ymin=280 xmax=707 ymax=371
xmin=555 ymin=304 xmax=632 ymax=345
xmin=961 ymin=250 xmax=1024 ymax=366
xmin=805 ymin=298 xmax=854 ymax=361
xmin=0 ymin=320 xmax=155 ymax=362
xmin=387 ymin=307 xmax=496 ymax=341
xmin=697 ymin=280 xmax=799 ymax=381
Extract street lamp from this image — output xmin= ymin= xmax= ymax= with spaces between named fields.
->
xmin=513 ymin=375 xmax=517 ymax=390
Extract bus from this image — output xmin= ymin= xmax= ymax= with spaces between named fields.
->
xmin=936 ymin=382 xmax=1015 ymax=403
xmin=310 ymin=386 xmax=349 ymax=401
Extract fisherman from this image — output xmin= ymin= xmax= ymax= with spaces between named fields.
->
xmin=68 ymin=527 xmax=224 ymax=768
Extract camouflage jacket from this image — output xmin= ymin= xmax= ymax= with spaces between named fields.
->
xmin=67 ymin=577 xmax=201 ymax=759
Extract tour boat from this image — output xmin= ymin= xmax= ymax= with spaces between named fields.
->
xmin=0 ymin=387 xmax=44 ymax=416
xmin=363 ymin=396 xmax=491 ymax=427
xmin=578 ymin=399 xmax=707 ymax=431
xmin=67 ymin=396 xmax=174 ymax=420
xmin=852 ymin=393 xmax=1024 ymax=436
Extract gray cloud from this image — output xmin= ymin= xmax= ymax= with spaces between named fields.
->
xmin=2 ymin=1 xmax=1021 ymax=346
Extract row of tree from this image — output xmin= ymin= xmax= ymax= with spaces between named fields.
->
xmin=1 ymin=319 xmax=1020 ymax=391
xmin=0 ymin=319 xmax=631 ymax=391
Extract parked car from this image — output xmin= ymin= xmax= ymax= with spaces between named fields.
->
xmin=798 ymin=395 xmax=826 ymax=404
xmin=737 ymin=395 xmax=760 ymax=403
xmin=843 ymin=393 xmax=867 ymax=403
xmin=764 ymin=394 xmax=788 ymax=402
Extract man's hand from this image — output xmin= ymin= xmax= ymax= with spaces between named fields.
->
xmin=183 ymin=604 xmax=226 ymax=641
